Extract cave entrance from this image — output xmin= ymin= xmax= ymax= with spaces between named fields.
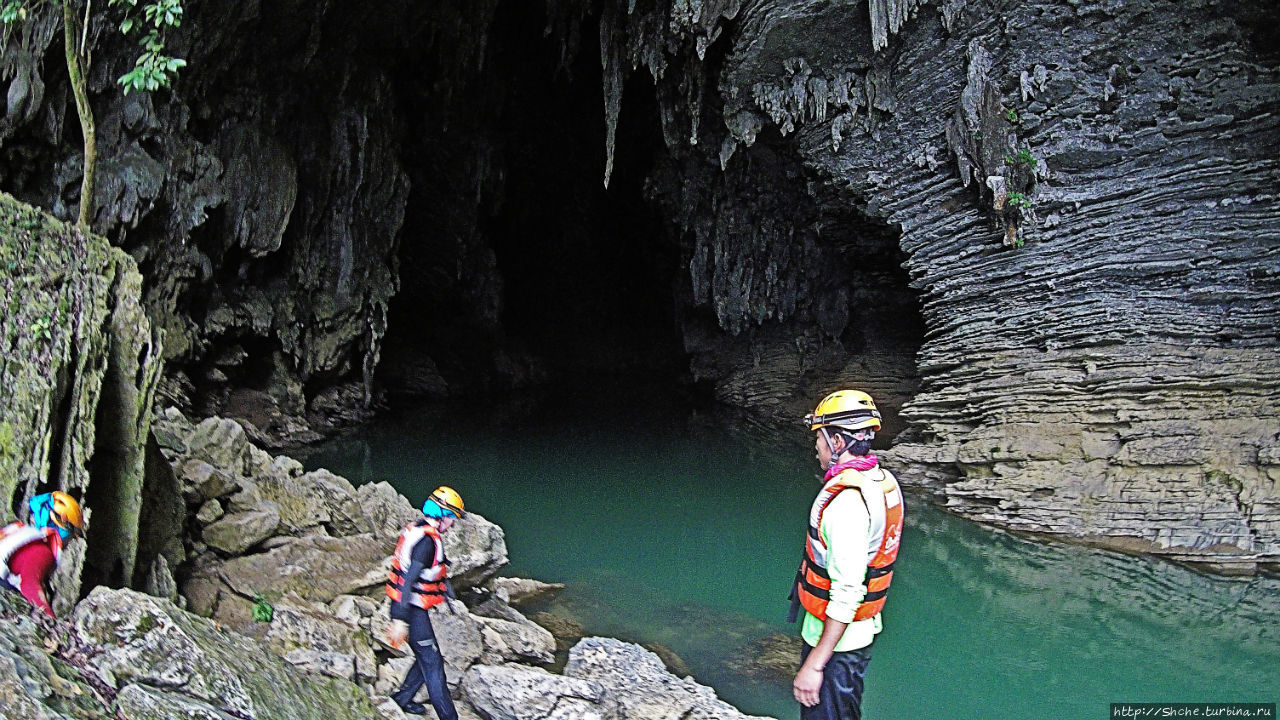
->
xmin=377 ymin=1 xmax=924 ymax=442
xmin=382 ymin=1 xmax=688 ymax=403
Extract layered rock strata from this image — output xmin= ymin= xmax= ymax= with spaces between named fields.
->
xmin=712 ymin=0 xmax=1280 ymax=567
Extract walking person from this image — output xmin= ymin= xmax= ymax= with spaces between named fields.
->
xmin=1 ymin=491 xmax=85 ymax=617
xmin=789 ymin=390 xmax=904 ymax=719
xmin=386 ymin=485 xmax=466 ymax=718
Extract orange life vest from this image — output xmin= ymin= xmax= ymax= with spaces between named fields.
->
xmin=793 ymin=465 xmax=903 ymax=623
xmin=0 ymin=522 xmax=62 ymax=590
xmin=386 ymin=522 xmax=448 ymax=610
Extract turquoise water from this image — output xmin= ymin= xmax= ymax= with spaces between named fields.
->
xmin=304 ymin=388 xmax=1280 ymax=719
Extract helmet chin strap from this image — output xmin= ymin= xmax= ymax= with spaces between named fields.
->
xmin=823 ymin=427 xmax=876 ymax=469
xmin=822 ymin=427 xmax=842 ymax=470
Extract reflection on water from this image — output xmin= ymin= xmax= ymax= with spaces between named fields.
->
xmin=302 ymin=389 xmax=1280 ymax=719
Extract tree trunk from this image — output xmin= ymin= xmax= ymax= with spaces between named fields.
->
xmin=63 ymin=0 xmax=95 ymax=231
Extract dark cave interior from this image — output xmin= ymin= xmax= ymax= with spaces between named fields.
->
xmin=381 ymin=0 xmax=689 ymax=399
xmin=375 ymin=0 xmax=925 ymax=430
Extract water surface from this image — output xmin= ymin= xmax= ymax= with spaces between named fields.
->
xmin=304 ymin=387 xmax=1280 ymax=718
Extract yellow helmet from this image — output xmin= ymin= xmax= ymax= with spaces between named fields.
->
xmin=805 ymin=390 xmax=882 ymax=433
xmin=426 ymin=486 xmax=466 ymax=519
xmin=49 ymin=491 xmax=85 ymax=536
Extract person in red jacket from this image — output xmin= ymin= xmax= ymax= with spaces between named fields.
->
xmin=0 ymin=491 xmax=85 ymax=617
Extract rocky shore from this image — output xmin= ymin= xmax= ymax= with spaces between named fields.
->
xmin=2 ymin=408 xmax=776 ymax=720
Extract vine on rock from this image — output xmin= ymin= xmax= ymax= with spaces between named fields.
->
xmin=1 ymin=0 xmax=185 ymax=231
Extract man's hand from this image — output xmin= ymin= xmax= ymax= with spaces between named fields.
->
xmin=386 ymin=619 xmax=409 ymax=649
xmin=793 ymin=665 xmax=823 ymax=707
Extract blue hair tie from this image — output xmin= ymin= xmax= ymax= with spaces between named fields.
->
xmin=421 ymin=499 xmax=456 ymax=519
xmin=28 ymin=493 xmax=67 ymax=538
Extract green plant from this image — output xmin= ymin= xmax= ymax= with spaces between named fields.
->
xmin=1005 ymin=107 xmax=1019 ymax=124
xmin=1005 ymin=147 xmax=1035 ymax=169
xmin=0 ymin=1 xmax=23 ymax=23
xmin=252 ymin=593 xmax=274 ymax=623
xmin=31 ymin=314 xmax=52 ymax=342
xmin=1007 ymin=191 xmax=1032 ymax=210
xmin=112 ymin=0 xmax=186 ymax=93
xmin=2 ymin=0 xmax=186 ymax=230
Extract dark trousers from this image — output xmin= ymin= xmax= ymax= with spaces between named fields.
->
xmin=393 ymin=607 xmax=459 ymax=720
xmin=799 ymin=642 xmax=873 ymax=720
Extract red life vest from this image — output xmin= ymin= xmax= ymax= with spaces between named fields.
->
xmin=0 ymin=522 xmax=62 ymax=590
xmin=793 ymin=463 xmax=903 ymax=623
xmin=386 ymin=522 xmax=449 ymax=610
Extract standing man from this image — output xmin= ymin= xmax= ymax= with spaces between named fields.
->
xmin=790 ymin=390 xmax=904 ymax=719
xmin=386 ymin=485 xmax=466 ymax=719
xmin=1 ymin=491 xmax=85 ymax=617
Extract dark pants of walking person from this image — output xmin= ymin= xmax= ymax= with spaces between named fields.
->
xmin=799 ymin=643 xmax=873 ymax=720
xmin=392 ymin=607 xmax=459 ymax=720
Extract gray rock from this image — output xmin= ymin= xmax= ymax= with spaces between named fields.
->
xmin=178 ymin=459 xmax=240 ymax=506
xmin=196 ymin=499 xmax=225 ymax=525
xmin=116 ymin=683 xmax=243 ymax=720
xmin=463 ymin=664 xmax=617 ymax=720
xmin=142 ymin=554 xmax=181 ymax=605
xmin=252 ymin=468 xmax=331 ymax=534
xmin=210 ymin=533 xmax=392 ymax=604
xmin=445 ymin=512 xmax=509 ymax=590
xmin=202 ymin=508 xmax=281 ymax=555
xmin=491 ymin=577 xmax=565 ymax=606
xmin=305 ymin=468 xmax=375 ymax=536
xmin=358 ymin=482 xmax=422 ymax=537
xmin=476 ymin=614 xmax=557 ymax=665
xmin=73 ymin=587 xmax=381 ymax=720
xmin=185 ymin=417 xmax=255 ymax=478
xmin=264 ymin=594 xmax=377 ymax=684
xmin=565 ymin=637 xmax=773 ymax=720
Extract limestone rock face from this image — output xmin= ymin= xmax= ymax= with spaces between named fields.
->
xmin=764 ymin=0 xmax=1279 ymax=565
xmin=264 ymin=594 xmax=379 ymax=684
xmin=73 ymin=587 xmax=381 ymax=720
xmin=0 ymin=192 xmax=163 ymax=598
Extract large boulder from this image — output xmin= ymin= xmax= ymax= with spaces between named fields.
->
xmin=565 ymin=637 xmax=774 ymax=720
xmin=73 ymin=587 xmax=380 ymax=720
xmin=463 ymin=664 xmax=617 ymax=720
xmin=201 ymin=507 xmax=281 ymax=555
xmin=0 ymin=590 xmax=112 ymax=719
xmin=475 ymin=614 xmax=556 ymax=665
xmin=202 ymin=533 xmax=391 ymax=605
xmin=357 ymin=481 xmax=422 ymax=537
xmin=446 ymin=513 xmax=509 ymax=589
xmin=305 ymin=468 xmax=375 ymax=536
xmin=183 ymin=417 xmax=257 ymax=479
xmin=264 ymin=594 xmax=378 ymax=684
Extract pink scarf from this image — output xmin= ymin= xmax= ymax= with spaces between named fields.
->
xmin=825 ymin=454 xmax=879 ymax=480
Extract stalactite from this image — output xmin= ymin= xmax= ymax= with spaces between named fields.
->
xmin=868 ymin=0 xmax=923 ymax=51
xmin=599 ymin=2 xmax=625 ymax=187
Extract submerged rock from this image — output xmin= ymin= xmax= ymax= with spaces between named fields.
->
xmin=726 ymin=633 xmax=802 ymax=682
xmin=491 ymin=576 xmax=566 ymax=606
